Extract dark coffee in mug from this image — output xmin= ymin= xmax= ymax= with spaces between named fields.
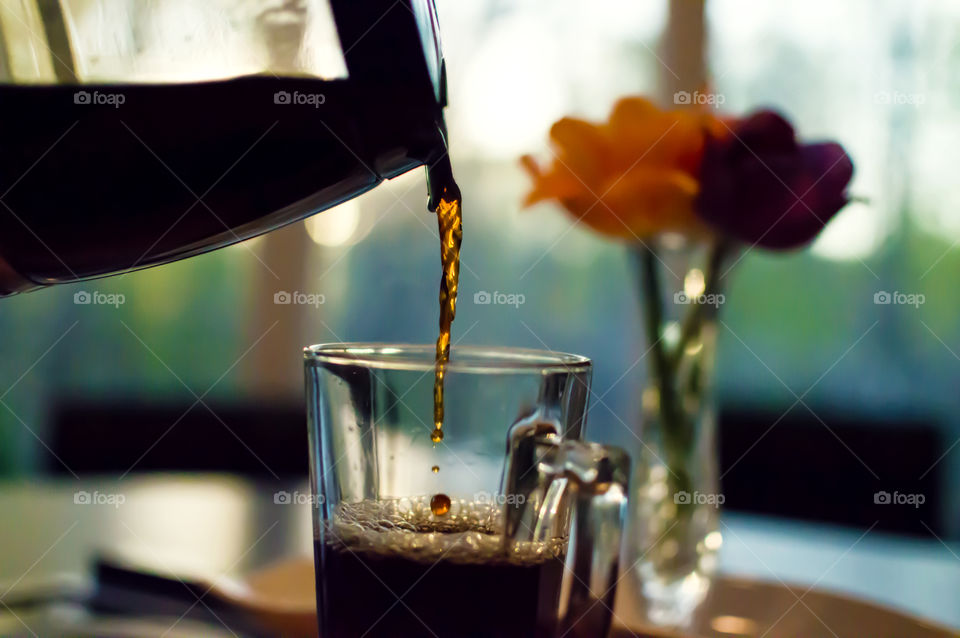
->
xmin=315 ymin=499 xmax=568 ymax=638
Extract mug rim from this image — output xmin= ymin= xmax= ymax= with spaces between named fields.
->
xmin=304 ymin=343 xmax=591 ymax=373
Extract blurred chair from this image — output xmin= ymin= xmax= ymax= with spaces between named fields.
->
xmin=719 ymin=407 xmax=945 ymax=536
xmin=46 ymin=400 xmax=308 ymax=478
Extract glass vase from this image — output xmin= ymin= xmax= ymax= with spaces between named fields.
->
xmin=627 ymin=238 xmax=724 ymax=629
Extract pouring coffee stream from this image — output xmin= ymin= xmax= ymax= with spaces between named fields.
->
xmin=426 ymin=154 xmax=463 ymax=515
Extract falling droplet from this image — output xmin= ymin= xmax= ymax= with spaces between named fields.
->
xmin=430 ymin=493 xmax=451 ymax=516
xmin=431 ymin=428 xmax=444 ymax=443
xmin=431 ymin=465 xmax=439 ymax=474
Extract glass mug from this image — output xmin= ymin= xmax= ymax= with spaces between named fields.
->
xmin=305 ymin=344 xmax=630 ymax=638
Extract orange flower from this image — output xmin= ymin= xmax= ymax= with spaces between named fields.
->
xmin=521 ymin=97 xmax=726 ymax=240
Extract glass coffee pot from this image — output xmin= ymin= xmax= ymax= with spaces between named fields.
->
xmin=0 ymin=0 xmax=450 ymax=295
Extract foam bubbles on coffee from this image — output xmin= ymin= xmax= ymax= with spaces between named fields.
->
xmin=325 ymin=497 xmax=567 ymax=566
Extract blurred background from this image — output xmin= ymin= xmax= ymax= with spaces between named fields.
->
xmin=1 ymin=0 xmax=958 ymax=548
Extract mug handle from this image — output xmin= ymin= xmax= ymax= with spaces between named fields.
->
xmin=502 ymin=421 xmax=630 ymax=638
xmin=550 ymin=440 xmax=630 ymax=638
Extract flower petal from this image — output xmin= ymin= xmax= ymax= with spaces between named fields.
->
xmin=549 ymin=117 xmax=612 ymax=186
xmin=695 ymin=111 xmax=855 ymax=250
xmin=607 ymin=98 xmax=707 ymax=174
xmin=577 ymin=166 xmax=704 ymax=239
xmin=522 ymin=97 xmax=725 ymax=240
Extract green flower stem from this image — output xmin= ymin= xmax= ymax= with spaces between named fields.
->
xmin=635 ymin=244 xmax=693 ymax=534
xmin=670 ymin=240 xmax=733 ymax=370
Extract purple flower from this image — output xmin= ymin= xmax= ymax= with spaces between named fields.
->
xmin=695 ymin=110 xmax=854 ymax=250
